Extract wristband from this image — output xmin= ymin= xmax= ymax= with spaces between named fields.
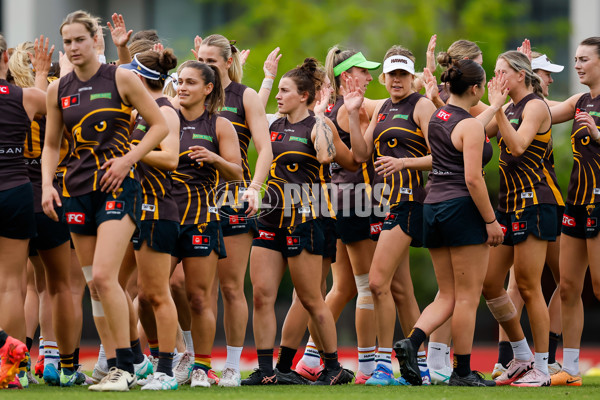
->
xmin=485 ymin=218 xmax=496 ymax=224
xmin=261 ymin=78 xmax=274 ymax=90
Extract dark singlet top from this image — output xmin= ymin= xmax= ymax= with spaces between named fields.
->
xmin=426 ymin=104 xmax=493 ymax=203
xmin=372 ymin=94 xmax=428 ymax=208
xmin=58 ymin=64 xmax=134 ymax=197
xmin=171 ymin=109 xmax=220 ymax=225
xmin=327 ymin=96 xmax=374 ymax=211
xmin=130 ymin=97 xmax=179 ymax=222
xmin=260 ymin=115 xmax=320 ymax=228
xmin=542 ymin=139 xmax=564 ymax=208
xmin=437 ymin=83 xmax=450 ymax=104
xmin=567 ymin=93 xmax=600 ymax=205
xmin=497 ymin=92 xmax=558 ymax=212
xmin=0 ymin=80 xmax=31 ymax=191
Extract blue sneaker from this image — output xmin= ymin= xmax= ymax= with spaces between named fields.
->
xmin=43 ymin=364 xmax=60 ymax=386
xmin=418 ymin=360 xmax=431 ymax=385
xmin=60 ymin=369 xmax=78 ymax=387
xmin=396 ymin=376 xmax=411 ymax=385
xmin=365 ymin=364 xmax=399 ymax=386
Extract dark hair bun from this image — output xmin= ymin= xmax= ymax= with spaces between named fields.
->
xmin=437 ymin=51 xmax=452 ymax=68
xmin=158 ymin=48 xmax=178 ymax=73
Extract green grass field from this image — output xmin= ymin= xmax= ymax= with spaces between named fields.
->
xmin=6 ymin=375 xmax=600 ymax=399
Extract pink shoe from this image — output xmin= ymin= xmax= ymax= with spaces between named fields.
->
xmin=295 ymin=359 xmax=323 ymax=382
xmin=354 ymin=370 xmax=371 ymax=384
xmin=0 ymin=336 xmax=27 ymax=389
xmin=511 ymin=368 xmax=551 ymax=387
xmin=207 ymin=369 xmax=220 ymax=385
xmin=494 ymin=357 xmax=533 ymax=386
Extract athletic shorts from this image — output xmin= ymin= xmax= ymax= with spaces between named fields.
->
xmin=253 ymin=219 xmax=324 ymax=258
xmin=377 ymin=202 xmax=423 ymax=248
xmin=29 ymin=209 xmax=70 ymax=254
xmin=220 ymin=204 xmax=258 ymax=237
xmin=0 ymin=183 xmax=36 ymax=240
xmin=336 ymin=208 xmax=379 ymax=244
xmin=132 ymin=219 xmax=179 ymax=254
xmin=561 ymin=203 xmax=600 ymax=239
xmin=62 ymin=178 xmax=142 ymax=235
xmin=173 ymin=221 xmax=226 ymax=259
xmin=554 ymin=205 xmax=565 ymax=236
xmin=316 ymin=217 xmax=337 ymax=262
xmin=423 ymin=197 xmax=487 ymax=248
xmin=496 ymin=204 xmax=558 ymax=246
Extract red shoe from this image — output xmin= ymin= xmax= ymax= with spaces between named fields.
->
xmin=0 ymin=336 xmax=27 ymax=389
xmin=34 ymin=355 xmax=45 ymax=378
xmin=6 ymin=376 xmax=23 ymax=389
xmin=295 ymin=359 xmax=324 ymax=382
xmin=207 ymin=369 xmax=220 ymax=385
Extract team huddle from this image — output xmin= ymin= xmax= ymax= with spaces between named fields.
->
xmin=0 ymin=7 xmax=599 ymax=392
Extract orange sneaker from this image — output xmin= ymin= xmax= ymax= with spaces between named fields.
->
xmin=354 ymin=370 xmax=371 ymax=384
xmin=550 ymin=370 xmax=582 ymax=386
xmin=0 ymin=336 xmax=27 ymax=389
xmin=34 ymin=355 xmax=45 ymax=378
xmin=206 ymin=369 xmax=220 ymax=385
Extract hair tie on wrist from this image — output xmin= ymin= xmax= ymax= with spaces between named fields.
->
xmin=485 ymin=218 xmax=496 ymax=224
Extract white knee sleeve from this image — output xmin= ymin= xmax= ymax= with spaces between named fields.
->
xmin=486 ymin=293 xmax=517 ymax=322
xmin=355 ymin=273 xmax=374 ymax=310
xmin=82 ymin=265 xmax=93 ymax=283
xmin=91 ymin=299 xmax=105 ymax=317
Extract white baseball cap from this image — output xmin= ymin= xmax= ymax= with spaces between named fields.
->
xmin=383 ymin=55 xmax=415 ymax=75
xmin=531 ymin=54 xmax=564 ymax=73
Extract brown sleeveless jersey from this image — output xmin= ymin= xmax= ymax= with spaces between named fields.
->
xmin=260 ymin=115 xmax=320 ymax=228
xmin=0 ymin=80 xmax=31 ymax=191
xmin=497 ymin=93 xmax=558 ymax=212
xmin=171 ymin=109 xmax=220 ymax=225
xmin=426 ymin=104 xmax=493 ymax=203
xmin=58 ymin=64 xmax=134 ymax=197
xmin=130 ymin=97 xmax=179 ymax=222
xmin=567 ymin=93 xmax=600 ymax=205
xmin=371 ymin=94 xmax=428 ymax=207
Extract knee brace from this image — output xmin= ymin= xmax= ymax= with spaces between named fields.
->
xmin=486 ymin=293 xmax=517 ymax=322
xmin=82 ymin=265 xmax=105 ymax=317
xmin=354 ymin=273 xmax=374 ymax=310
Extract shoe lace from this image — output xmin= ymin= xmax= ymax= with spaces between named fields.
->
xmin=192 ymin=369 xmax=206 ymax=380
xmin=175 ymin=353 xmax=191 ymax=372
xmin=222 ymin=368 xmax=235 ymax=379
xmin=471 ymin=370 xmax=486 ymax=380
xmin=106 ymin=368 xmax=124 ymax=383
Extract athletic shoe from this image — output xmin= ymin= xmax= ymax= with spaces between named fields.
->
xmin=393 ymin=339 xmax=422 ymax=386
xmin=7 ymin=375 xmax=22 ymax=389
xmin=430 ymin=366 xmax=453 ymax=385
xmin=27 ymin=370 xmax=39 ymax=385
xmin=511 ymin=367 xmax=551 ymax=387
xmin=148 ymin=355 xmax=159 ymax=371
xmin=18 ymin=370 xmax=28 ymax=388
xmin=548 ymin=362 xmax=562 ymax=376
xmin=34 ymin=355 xmax=44 ymax=378
xmin=365 ymin=364 xmax=398 ymax=386
xmin=275 ymin=368 xmax=310 ymax=384
xmin=172 ymin=352 xmax=183 ymax=369
xmin=449 ymin=370 xmax=496 ymax=387
xmin=494 ymin=357 xmax=533 ymax=386
xmin=396 ymin=376 xmax=411 ymax=385
xmin=173 ymin=352 xmax=193 ymax=385
xmin=295 ymin=359 xmax=323 ymax=382
xmin=0 ymin=336 xmax=27 ymax=389
xmin=207 ymin=369 xmax=220 ymax=385
xmin=59 ymin=370 xmax=79 ymax=387
xmin=190 ymin=368 xmax=210 ymax=388
xmin=354 ymin=370 xmax=371 ymax=384
xmin=313 ymin=366 xmax=354 ymax=385
xmin=98 ymin=368 xmax=136 ymax=391
xmin=491 ymin=362 xmax=507 ymax=379
xmin=141 ymin=372 xmax=178 ymax=390
xmin=134 ymin=354 xmax=154 ymax=379
xmin=550 ymin=370 xmax=582 ymax=386
xmin=43 ymin=363 xmax=60 ymax=386
xmin=218 ymin=367 xmax=241 ymax=387
xmin=75 ymin=365 xmax=93 ymax=385
xmin=241 ymin=368 xmax=277 ymax=385
xmin=91 ymin=360 xmax=109 ymax=384
xmin=419 ymin=362 xmax=431 ymax=385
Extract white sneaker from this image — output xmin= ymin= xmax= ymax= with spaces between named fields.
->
xmin=141 ymin=372 xmax=178 ymax=391
xmin=548 ymin=362 xmax=562 ymax=376
xmin=430 ymin=366 xmax=453 ymax=385
xmin=172 ymin=352 xmax=183 ymax=369
xmin=494 ymin=357 xmax=534 ymax=385
xmin=134 ymin=354 xmax=154 ymax=379
xmin=148 ymin=355 xmax=159 ymax=371
xmin=89 ymin=367 xmax=136 ymax=392
xmin=91 ymin=361 xmax=109 ymax=384
xmin=492 ymin=362 xmax=507 ymax=379
xmin=218 ymin=367 xmax=241 ymax=387
xmin=174 ymin=352 xmax=193 ymax=385
xmin=511 ymin=367 xmax=551 ymax=387
xmin=190 ymin=368 xmax=211 ymax=388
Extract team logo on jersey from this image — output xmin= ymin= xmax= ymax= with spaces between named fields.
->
xmin=436 ymin=109 xmax=451 ymax=121
xmin=66 ymin=212 xmax=85 ymax=225
xmin=485 ymin=135 xmax=490 ymax=143
xmin=258 ymin=230 xmax=275 ymax=240
xmin=105 ymin=200 xmax=124 ymax=211
xmin=287 ymin=226 xmax=296 ymax=234
xmin=587 ymin=205 xmax=596 ymax=215
xmin=61 ymin=93 xmax=80 ymax=109
xmin=0 ymin=85 xmax=9 ymax=94
xmin=377 ymin=113 xmax=388 ymax=123
xmin=385 ymin=213 xmax=396 ymax=221
xmin=515 ymin=210 xmax=523 ymax=220
xmin=512 ymin=221 xmax=527 ymax=232
xmin=587 ymin=217 xmax=597 ymax=228
xmin=370 ymin=222 xmax=383 ymax=235
xmin=229 ymin=215 xmax=246 ymax=225
xmin=271 ymin=131 xmax=286 ymax=142
xmin=289 ymin=136 xmax=308 ymax=144
xmin=562 ymin=215 xmax=576 ymax=227
xmin=286 ymin=236 xmax=300 ymax=246
xmin=509 ymin=118 xmax=519 ymax=124
xmin=90 ymin=92 xmax=112 ymax=101
xmin=392 ymin=114 xmax=409 ymax=120
xmin=221 ymin=106 xmax=238 ymax=113
xmin=326 ymin=103 xmax=334 ymax=113
xmin=197 ymin=223 xmax=208 ymax=233
xmin=192 ymin=235 xmax=210 ymax=245
xmin=141 ymin=204 xmax=155 ymax=212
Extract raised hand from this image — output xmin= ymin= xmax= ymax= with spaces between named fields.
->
xmin=29 ymin=35 xmax=54 ymax=76
xmin=191 ymin=35 xmax=203 ymax=60
xmin=487 ymin=74 xmax=509 ymax=110
xmin=107 ymin=13 xmax=132 ymax=48
xmin=422 ymin=67 xmax=440 ymax=102
xmin=314 ymin=85 xmax=333 ymax=116
xmin=263 ymin=47 xmax=282 ymax=78
xmin=426 ymin=34 xmax=437 ymax=73
xmin=343 ymin=76 xmax=365 ymax=114
xmin=239 ymin=49 xmax=250 ymax=66
xmin=58 ymin=51 xmax=74 ymax=77
xmin=152 ymin=42 xmax=164 ymax=53
xmin=517 ymin=38 xmax=532 ymax=61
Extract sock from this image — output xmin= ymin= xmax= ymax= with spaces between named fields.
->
xmin=182 ymin=331 xmax=194 ymax=354
xmin=98 ymin=344 xmax=106 ymax=361
xmin=223 ymin=345 xmax=243 ymax=372
xmin=375 ymin=347 xmax=393 ymax=368
xmin=157 ymin=352 xmax=175 ymax=376
xmin=276 ymin=346 xmax=297 ymax=374
xmin=534 ymin=352 xmax=549 ymax=375
xmin=548 ymin=332 xmax=561 ymax=364
xmin=115 ymin=347 xmax=135 ymax=374
xmin=498 ymin=341 xmax=513 ymax=368
xmin=445 ymin=347 xmax=452 ymax=368
xmin=130 ymin=339 xmax=145 ymax=364
xmin=323 ymin=352 xmax=339 ymax=370
xmin=408 ymin=328 xmax=427 ymax=350
xmin=148 ymin=339 xmax=160 ymax=358
xmin=510 ymin=338 xmax=533 ymax=361
xmin=0 ymin=330 xmax=7 ymax=348
xmin=257 ymin=349 xmax=274 ymax=375
xmin=26 ymin=337 xmax=33 ymax=352
xmin=301 ymin=342 xmax=321 ymax=368
xmin=453 ymin=353 xmax=471 ymax=377
xmin=60 ymin=352 xmax=75 ymax=374
xmin=74 ymin=348 xmax=80 ymax=365
xmin=38 ymin=336 xmax=44 ymax=358
xmin=193 ymin=354 xmax=211 ymax=372
xmin=427 ymin=342 xmax=447 ymax=370
xmin=107 ymin=357 xmax=117 ymax=370
xmin=44 ymin=341 xmax=60 ymax=368
xmin=357 ymin=346 xmax=376 ymax=375
xmin=562 ymin=348 xmax=580 ymax=376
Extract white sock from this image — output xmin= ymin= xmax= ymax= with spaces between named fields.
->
xmin=44 ymin=341 xmax=60 ymax=368
xmin=300 ymin=342 xmax=321 ymax=368
xmin=182 ymin=330 xmax=194 ymax=354
xmin=445 ymin=347 xmax=452 ymax=368
xmin=510 ymin=338 xmax=533 ymax=361
xmin=223 ymin=346 xmax=243 ymax=372
xmin=375 ymin=347 xmax=393 ymax=368
xmin=357 ymin=346 xmax=376 ymax=375
xmin=427 ymin=342 xmax=447 ymax=370
xmin=562 ymin=348 xmax=580 ymax=376
xmin=534 ymin=352 xmax=549 ymax=375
